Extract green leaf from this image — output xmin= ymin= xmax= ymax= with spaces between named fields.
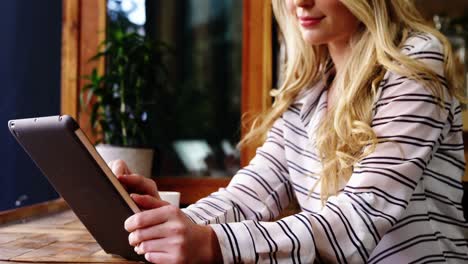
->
xmin=90 ymin=103 xmax=100 ymax=129
xmin=79 ymin=21 xmax=174 ymax=147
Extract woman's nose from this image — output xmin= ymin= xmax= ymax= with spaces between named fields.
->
xmin=294 ymin=0 xmax=314 ymax=7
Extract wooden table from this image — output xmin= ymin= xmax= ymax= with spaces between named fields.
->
xmin=0 ymin=199 xmax=139 ymax=263
xmin=0 ymin=177 xmax=231 ymax=263
xmin=0 ymin=177 xmax=232 ymax=263
xmin=0 ymin=194 xmax=300 ymax=264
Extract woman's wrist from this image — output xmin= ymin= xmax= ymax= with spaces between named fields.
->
xmin=196 ymin=225 xmax=223 ymax=263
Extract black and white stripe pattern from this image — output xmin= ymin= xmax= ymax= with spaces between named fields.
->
xmin=182 ymin=33 xmax=468 ymax=263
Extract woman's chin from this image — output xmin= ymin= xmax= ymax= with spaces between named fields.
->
xmin=300 ymin=31 xmax=328 ymax=46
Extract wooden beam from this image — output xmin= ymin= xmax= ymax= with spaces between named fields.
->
xmin=241 ymin=0 xmax=273 ymax=166
xmin=60 ymin=0 xmax=80 ymax=118
xmin=78 ymin=0 xmax=106 ymax=143
xmin=61 ymin=0 xmax=105 ymax=142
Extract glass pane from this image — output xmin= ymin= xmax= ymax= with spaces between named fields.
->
xmin=106 ymin=0 xmax=242 ymax=177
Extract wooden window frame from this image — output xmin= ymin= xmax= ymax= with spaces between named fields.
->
xmin=61 ymin=0 xmax=107 ymax=141
xmin=61 ymin=0 xmax=273 ymax=205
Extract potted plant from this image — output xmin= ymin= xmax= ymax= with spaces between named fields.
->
xmin=81 ymin=24 xmax=170 ymax=178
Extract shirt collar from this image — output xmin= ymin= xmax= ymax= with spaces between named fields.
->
xmin=289 ymin=66 xmax=335 ymax=135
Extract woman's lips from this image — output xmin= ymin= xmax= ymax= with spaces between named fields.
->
xmin=298 ymin=16 xmax=325 ymax=27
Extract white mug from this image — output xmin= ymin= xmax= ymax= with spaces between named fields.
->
xmin=159 ymin=191 xmax=181 ymax=207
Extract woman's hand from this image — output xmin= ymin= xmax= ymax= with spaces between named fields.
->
xmin=108 ymin=159 xmax=160 ymax=199
xmin=125 ymin=194 xmax=223 ymax=264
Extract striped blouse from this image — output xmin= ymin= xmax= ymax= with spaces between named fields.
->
xmin=182 ymin=33 xmax=468 ymax=263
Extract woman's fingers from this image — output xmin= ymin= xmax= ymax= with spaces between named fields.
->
xmin=128 ymin=220 xmax=175 ymax=246
xmin=125 ymin=205 xmax=208 ymax=263
xmin=134 ymin=238 xmax=171 ymax=254
xmin=108 ymin=159 xmax=131 ymax=176
xmin=117 ymin=174 xmax=159 ymax=198
xmin=131 ymin=194 xmax=168 ymax=210
xmin=107 ymin=160 xmax=159 ymax=198
xmin=125 ymin=204 xmax=178 ymax=232
xmin=144 ymin=252 xmax=177 ymax=264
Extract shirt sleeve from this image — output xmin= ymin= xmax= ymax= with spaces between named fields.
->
xmin=207 ymin=37 xmax=454 ymax=263
xmin=181 ymin=117 xmax=294 ymax=225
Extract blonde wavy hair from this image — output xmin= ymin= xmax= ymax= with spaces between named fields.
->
xmin=239 ymin=0 xmax=464 ymax=202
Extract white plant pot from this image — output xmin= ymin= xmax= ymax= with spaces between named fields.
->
xmin=95 ymin=144 xmax=154 ymax=178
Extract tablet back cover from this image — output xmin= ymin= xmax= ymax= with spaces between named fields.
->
xmin=8 ymin=115 xmax=144 ymax=261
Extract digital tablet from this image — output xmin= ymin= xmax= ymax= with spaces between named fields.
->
xmin=8 ymin=115 xmax=145 ymax=261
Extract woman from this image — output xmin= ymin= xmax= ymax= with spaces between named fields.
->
xmin=111 ymin=0 xmax=468 ymax=263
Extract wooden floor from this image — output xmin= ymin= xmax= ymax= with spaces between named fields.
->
xmin=0 ymin=209 xmax=139 ymax=263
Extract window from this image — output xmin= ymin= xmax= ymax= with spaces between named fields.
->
xmin=106 ymin=0 xmax=242 ymax=177
xmin=62 ymin=0 xmax=273 ymax=205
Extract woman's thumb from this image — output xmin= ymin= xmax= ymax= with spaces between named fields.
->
xmin=130 ymin=193 xmax=168 ymax=210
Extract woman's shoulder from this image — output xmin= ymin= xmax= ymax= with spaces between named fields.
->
xmin=375 ymin=32 xmax=450 ymax=106
xmin=400 ymin=32 xmax=445 ymax=59
xmin=386 ymin=31 xmax=446 ymax=80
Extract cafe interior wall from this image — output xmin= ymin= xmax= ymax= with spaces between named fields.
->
xmin=0 ymin=0 xmax=62 ymax=211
